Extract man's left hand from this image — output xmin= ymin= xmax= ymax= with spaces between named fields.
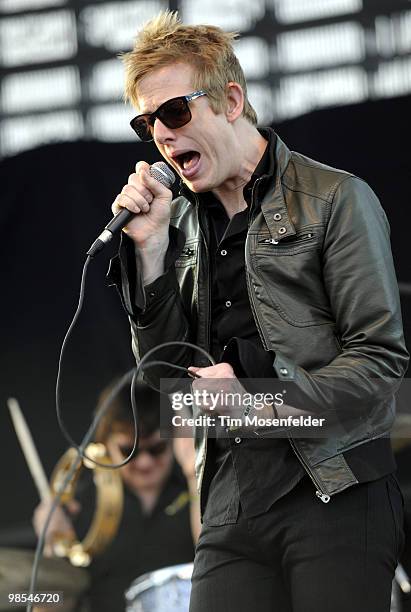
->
xmin=188 ymin=362 xmax=248 ymax=419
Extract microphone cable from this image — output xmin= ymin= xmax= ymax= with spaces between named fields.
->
xmin=27 ymin=250 xmax=214 ymax=611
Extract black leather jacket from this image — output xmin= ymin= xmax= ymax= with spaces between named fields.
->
xmin=114 ymin=131 xmax=409 ymax=503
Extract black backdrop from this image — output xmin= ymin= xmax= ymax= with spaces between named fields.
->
xmin=1 ymin=94 xmax=410 ymax=537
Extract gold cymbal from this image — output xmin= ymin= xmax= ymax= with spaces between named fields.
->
xmin=0 ymin=547 xmax=89 ymax=610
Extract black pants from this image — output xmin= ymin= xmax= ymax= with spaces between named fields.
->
xmin=190 ymin=475 xmax=404 ymax=612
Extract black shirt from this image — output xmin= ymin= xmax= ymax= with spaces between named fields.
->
xmin=200 ymin=129 xmax=304 ymax=525
xmin=74 ymin=462 xmax=194 ymax=611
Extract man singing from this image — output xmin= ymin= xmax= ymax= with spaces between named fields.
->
xmin=109 ymin=11 xmax=409 ymax=611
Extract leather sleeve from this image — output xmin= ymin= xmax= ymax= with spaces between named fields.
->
xmin=273 ymin=176 xmax=409 ymax=424
xmin=109 ymin=226 xmax=195 ymax=389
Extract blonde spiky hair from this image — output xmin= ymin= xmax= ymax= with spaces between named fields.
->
xmin=122 ymin=10 xmax=257 ymax=125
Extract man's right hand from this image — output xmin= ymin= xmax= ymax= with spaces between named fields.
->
xmin=112 ymin=161 xmax=173 ymax=251
xmin=32 ymin=499 xmax=80 ymax=556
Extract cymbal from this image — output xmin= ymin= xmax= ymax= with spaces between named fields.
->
xmin=0 ymin=547 xmax=89 ymax=611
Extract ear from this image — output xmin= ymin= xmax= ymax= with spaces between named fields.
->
xmin=225 ymin=82 xmax=244 ymax=123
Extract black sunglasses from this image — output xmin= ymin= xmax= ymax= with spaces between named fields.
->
xmin=119 ymin=439 xmax=170 ymax=459
xmin=130 ymin=90 xmax=207 ymax=142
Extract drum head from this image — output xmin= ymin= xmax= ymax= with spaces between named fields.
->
xmin=125 ymin=563 xmax=193 ymax=612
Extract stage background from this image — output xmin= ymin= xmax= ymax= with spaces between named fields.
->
xmin=1 ymin=0 xmax=411 ymax=605
xmin=1 ymin=95 xmax=410 ymax=532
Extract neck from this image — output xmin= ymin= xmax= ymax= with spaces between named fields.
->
xmin=212 ymin=125 xmax=268 ymax=219
xmin=136 ymin=488 xmax=160 ymax=514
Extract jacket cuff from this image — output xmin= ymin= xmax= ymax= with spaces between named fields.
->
xmin=272 ymin=350 xmax=341 ymax=431
xmin=106 ymin=225 xmax=186 ymax=319
xmin=222 ymin=337 xmax=276 ymax=381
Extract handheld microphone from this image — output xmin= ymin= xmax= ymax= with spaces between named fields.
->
xmin=87 ymin=162 xmax=175 ymax=257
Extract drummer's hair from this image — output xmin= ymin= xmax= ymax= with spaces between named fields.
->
xmin=94 ymin=379 xmax=173 ymax=442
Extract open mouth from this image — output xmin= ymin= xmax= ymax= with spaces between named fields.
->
xmin=173 ymin=151 xmax=201 ymax=177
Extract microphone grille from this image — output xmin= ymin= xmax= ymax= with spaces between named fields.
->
xmin=149 ymin=162 xmax=175 ymax=189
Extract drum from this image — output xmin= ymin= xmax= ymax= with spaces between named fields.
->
xmin=125 ymin=563 xmax=405 ymax=612
xmin=125 ymin=563 xmax=193 ymax=612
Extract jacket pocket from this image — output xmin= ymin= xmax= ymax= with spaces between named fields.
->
xmin=257 ymin=230 xmax=317 ymax=255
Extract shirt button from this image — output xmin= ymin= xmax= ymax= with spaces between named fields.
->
xmin=225 ymin=300 xmax=232 ymax=308
xmin=235 ymin=437 xmax=242 ymax=444
xmin=220 ymin=249 xmax=227 ymax=256
xmin=148 ymin=291 xmax=156 ymax=298
xmin=278 ymin=227 xmax=287 ymax=235
xmin=273 ymin=213 xmax=282 ymax=221
xmin=280 ymin=367 xmax=288 ymax=376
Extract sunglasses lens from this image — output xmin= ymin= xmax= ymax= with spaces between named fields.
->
xmin=130 ymin=116 xmax=152 ymax=142
xmin=158 ymin=98 xmax=191 ymax=129
xmin=149 ymin=440 xmax=169 ymax=456
xmin=119 ymin=440 xmax=169 ymax=458
xmin=130 ymin=96 xmax=195 ymax=141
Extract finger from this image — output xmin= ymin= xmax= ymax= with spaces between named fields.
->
xmin=122 ymin=184 xmax=152 ymax=211
xmin=140 ymin=167 xmax=172 ymax=196
xmin=135 ymin=160 xmax=151 ymax=174
xmin=111 ymin=193 xmax=144 ymax=216
xmin=193 ymin=363 xmax=235 ymax=378
xmin=135 ymin=160 xmax=172 ymax=196
xmin=188 ymin=365 xmax=218 ymax=377
xmin=187 ymin=366 xmax=202 ymax=378
xmin=127 ymin=174 xmax=155 ymax=203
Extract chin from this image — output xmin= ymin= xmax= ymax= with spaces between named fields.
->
xmin=185 ymin=176 xmax=212 ymax=194
xmin=131 ymin=476 xmax=156 ymax=490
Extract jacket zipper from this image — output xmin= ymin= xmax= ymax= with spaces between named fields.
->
xmin=245 ymin=271 xmax=268 ymax=351
xmin=246 ymin=178 xmax=269 ymax=351
xmin=246 ymin=271 xmax=330 ymax=502
xmin=194 ymin=193 xmax=210 ymax=501
xmin=288 ymin=438 xmax=331 ymax=503
xmin=181 ymin=246 xmax=195 ymax=257
xmin=246 ymin=186 xmax=330 ymax=503
xmin=196 ymin=197 xmax=211 ymax=356
xmin=258 ymin=232 xmax=314 ymax=246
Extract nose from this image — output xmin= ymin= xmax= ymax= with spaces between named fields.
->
xmin=153 ymin=118 xmax=176 ymax=145
xmin=135 ymin=449 xmax=155 ymax=469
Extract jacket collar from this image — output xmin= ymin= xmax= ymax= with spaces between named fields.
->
xmin=259 ymin=132 xmax=297 ymax=242
xmin=177 ymin=127 xmax=296 ymax=241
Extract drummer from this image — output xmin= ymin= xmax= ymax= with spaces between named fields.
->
xmin=33 ymin=381 xmax=199 ymax=612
